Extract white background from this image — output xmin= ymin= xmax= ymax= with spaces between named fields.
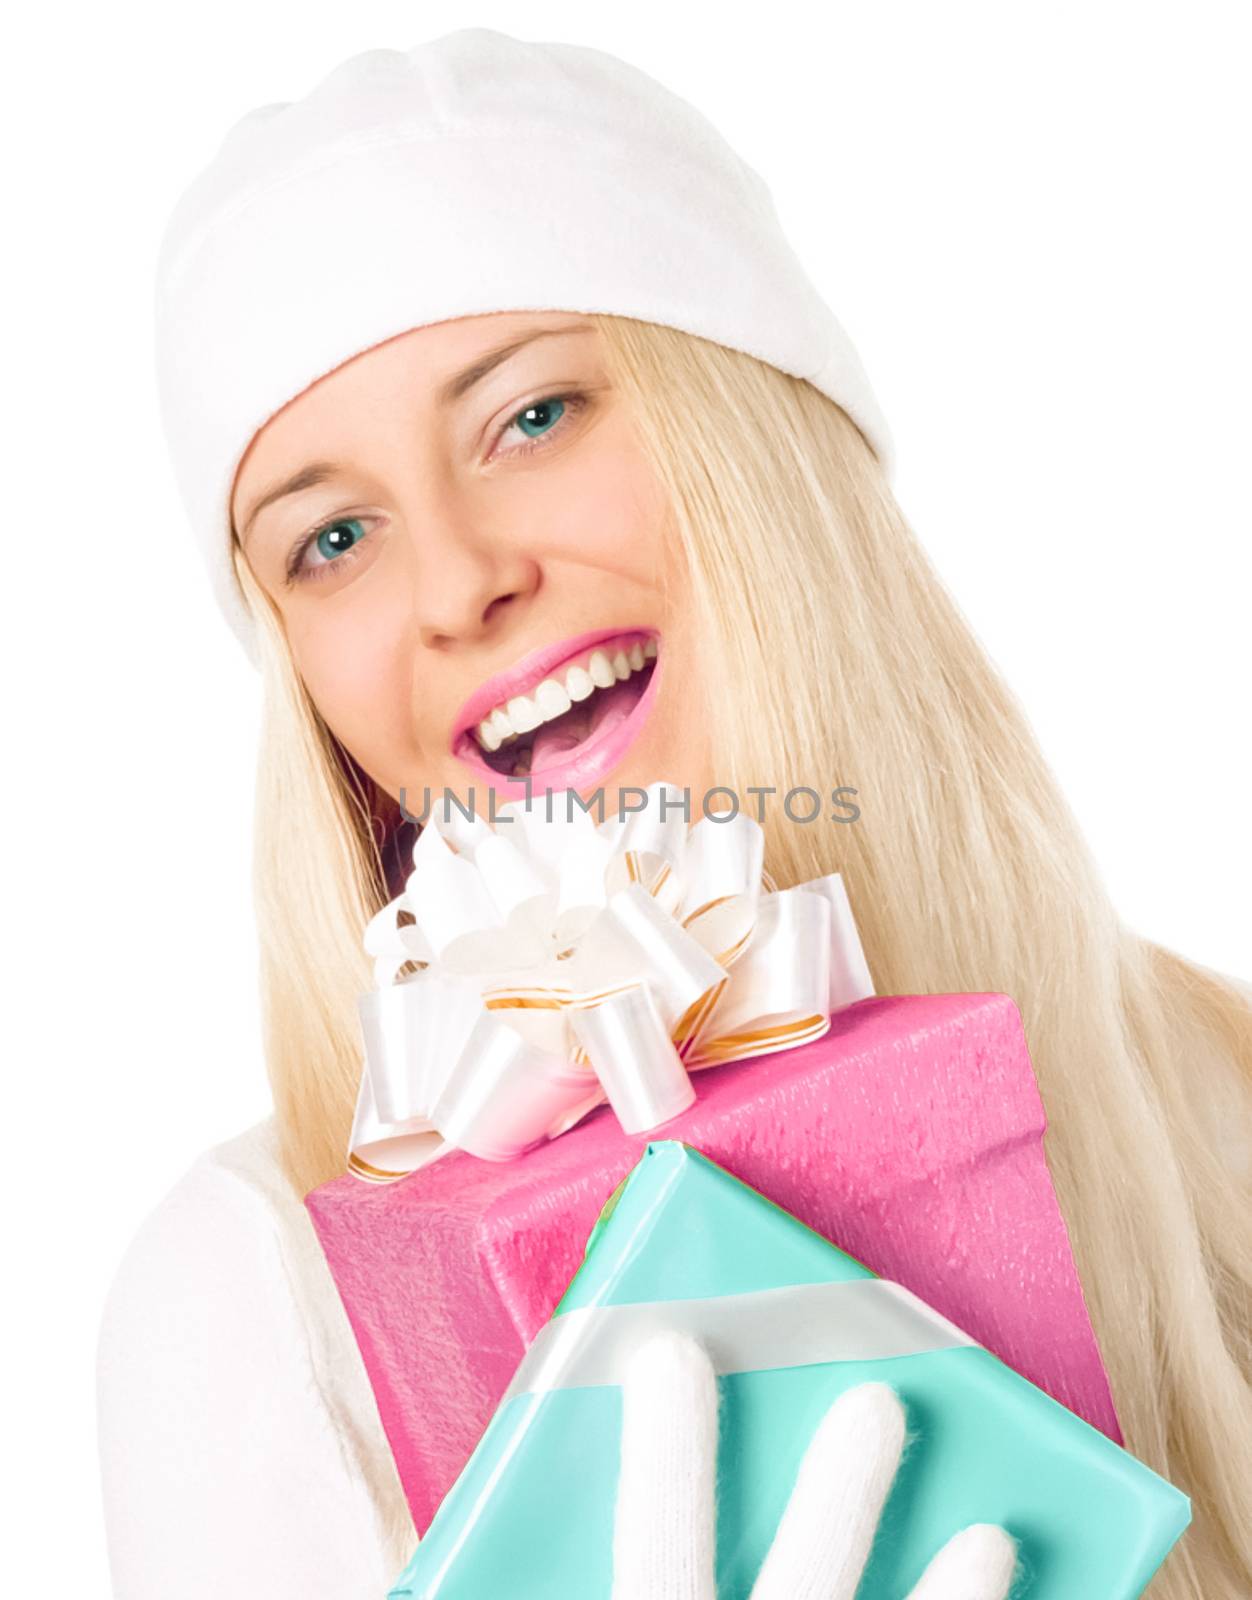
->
xmin=5 ymin=2 xmax=1249 ymax=1590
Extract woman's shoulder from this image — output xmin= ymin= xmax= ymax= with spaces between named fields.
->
xmin=97 ymin=1116 xmax=419 ymax=1592
xmin=96 ymin=1114 xmax=342 ymax=1457
xmin=97 ymin=1110 xmax=377 ymax=1442
xmin=99 ymin=1116 xmax=299 ymax=1323
xmin=129 ymin=1111 xmax=292 ymax=1224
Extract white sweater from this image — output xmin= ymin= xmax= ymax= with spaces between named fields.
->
xmin=96 ymin=1116 xmax=419 ymax=1597
xmin=96 ymin=980 xmax=1252 ymax=1598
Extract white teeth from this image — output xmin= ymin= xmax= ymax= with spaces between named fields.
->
xmin=588 ymin=650 xmax=617 ymax=690
xmin=565 ymin=666 xmax=595 ymax=702
xmin=470 ymin=636 xmax=659 ymax=752
xmin=476 ymin=709 xmax=515 ymax=751
xmin=534 ymin=677 xmax=572 ymax=719
xmin=506 ymin=694 xmax=542 ymax=734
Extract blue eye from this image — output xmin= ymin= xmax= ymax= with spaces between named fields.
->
xmin=498 ymin=392 xmax=587 ymax=456
xmin=314 ymin=517 xmax=366 ymax=562
xmin=288 ymin=516 xmax=369 ymax=584
xmin=514 ymin=397 xmax=565 ymax=439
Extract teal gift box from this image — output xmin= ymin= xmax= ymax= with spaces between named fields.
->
xmin=389 ymin=1142 xmax=1190 ymax=1598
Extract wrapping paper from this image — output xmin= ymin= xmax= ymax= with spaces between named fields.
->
xmin=306 ymin=992 xmax=1124 ymax=1535
xmin=387 ymin=1142 xmax=1190 ymax=1598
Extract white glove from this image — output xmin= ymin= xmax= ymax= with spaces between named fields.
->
xmin=611 ymin=1331 xmax=1019 ymax=1600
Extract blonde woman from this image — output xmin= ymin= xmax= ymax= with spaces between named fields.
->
xmin=96 ymin=28 xmax=1251 ymax=1600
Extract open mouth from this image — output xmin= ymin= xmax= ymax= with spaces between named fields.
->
xmin=453 ymin=631 xmax=659 ymax=782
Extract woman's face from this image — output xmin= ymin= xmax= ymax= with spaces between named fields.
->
xmin=230 ymin=311 xmax=714 ymax=822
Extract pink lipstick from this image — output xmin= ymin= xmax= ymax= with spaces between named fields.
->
xmin=451 ymin=627 xmax=662 ymax=799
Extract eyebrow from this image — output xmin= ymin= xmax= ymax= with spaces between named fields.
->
xmin=437 ymin=320 xmax=590 ymax=405
xmin=236 ymin=320 xmax=593 ymax=542
xmin=237 ymin=462 xmax=342 ymax=542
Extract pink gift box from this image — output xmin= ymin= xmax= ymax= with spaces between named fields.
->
xmin=306 ymin=992 xmax=1122 ymax=1533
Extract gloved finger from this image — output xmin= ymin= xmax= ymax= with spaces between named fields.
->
xmin=749 ymin=1381 xmax=906 ymax=1600
xmin=611 ymin=1330 xmax=719 ymax=1600
xmin=903 ymin=1522 xmax=1018 ymax=1599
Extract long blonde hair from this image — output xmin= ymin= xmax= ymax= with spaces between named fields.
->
xmin=232 ymin=313 xmax=1252 ymax=1596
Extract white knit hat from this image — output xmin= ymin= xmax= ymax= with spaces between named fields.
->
xmin=154 ymin=27 xmax=894 ymax=669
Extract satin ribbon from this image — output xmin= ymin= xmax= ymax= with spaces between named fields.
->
xmin=348 ymin=782 xmax=875 ymax=1179
xmin=501 ymin=1279 xmax=978 ymax=1403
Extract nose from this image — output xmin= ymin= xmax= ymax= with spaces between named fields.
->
xmin=408 ymin=505 xmax=541 ymax=652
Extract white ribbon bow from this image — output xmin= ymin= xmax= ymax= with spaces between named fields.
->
xmin=347 ymin=782 xmax=874 ymax=1180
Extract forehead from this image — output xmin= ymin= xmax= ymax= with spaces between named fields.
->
xmin=230 ymin=309 xmax=599 ymax=502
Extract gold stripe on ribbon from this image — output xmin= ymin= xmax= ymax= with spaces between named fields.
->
xmin=348 ymin=1153 xmax=414 ymax=1183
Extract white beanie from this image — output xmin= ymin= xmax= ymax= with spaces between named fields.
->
xmin=154 ymin=27 xmax=894 ymax=669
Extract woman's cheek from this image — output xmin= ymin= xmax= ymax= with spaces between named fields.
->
xmin=543 ymin=421 xmax=672 ymax=581
xmin=289 ymin=602 xmax=414 ymax=762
